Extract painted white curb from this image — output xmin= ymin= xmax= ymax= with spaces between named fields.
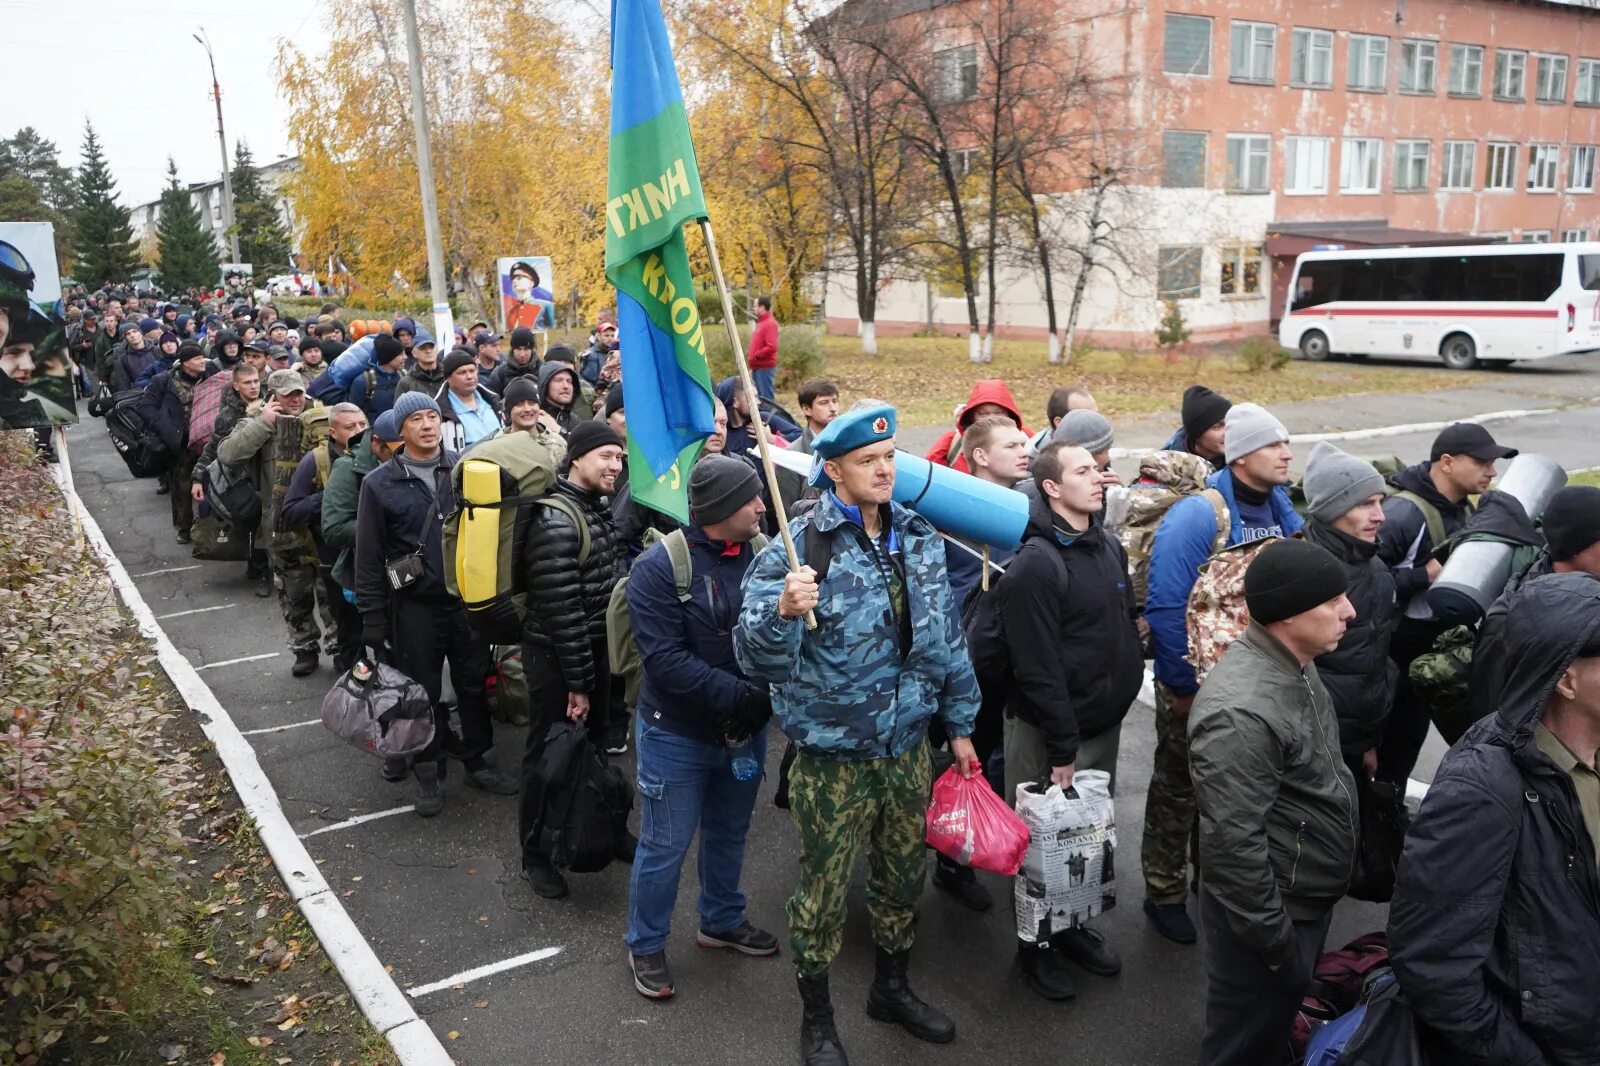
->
xmin=55 ymin=472 xmax=455 ymax=1066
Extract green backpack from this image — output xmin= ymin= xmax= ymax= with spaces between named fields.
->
xmin=606 ymin=529 xmax=768 ymax=709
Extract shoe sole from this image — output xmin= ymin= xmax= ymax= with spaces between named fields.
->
xmin=414 ymin=803 xmax=444 ymax=818
xmin=695 ymin=932 xmax=780 ymax=956
xmin=630 ymin=963 xmax=675 ymax=999
xmin=865 ymin=1002 xmax=956 ymax=1043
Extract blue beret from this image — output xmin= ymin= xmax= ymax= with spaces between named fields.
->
xmin=808 ymin=404 xmax=896 ymax=488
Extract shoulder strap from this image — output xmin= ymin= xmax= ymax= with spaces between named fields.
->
xmin=752 ymin=532 xmax=770 ymax=555
xmin=804 ymin=519 xmax=833 ymax=584
xmin=313 ymin=442 xmax=332 ymax=489
xmin=1199 ymin=487 xmax=1231 ymax=552
xmin=534 ymin=495 xmax=592 ymax=565
xmin=663 ymin=529 xmax=693 ymax=602
xmin=1392 ymin=489 xmax=1447 ymax=552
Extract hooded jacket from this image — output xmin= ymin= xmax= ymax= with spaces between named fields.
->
xmin=1189 ymin=622 xmax=1359 ymax=963
xmin=924 ymin=380 xmax=1029 ymax=475
xmin=999 ymin=492 xmax=1143 ymax=766
xmin=1377 ymin=461 xmax=1475 ymax=620
xmin=207 ymin=329 xmax=242 ymax=371
xmin=537 ymin=361 xmax=586 ymax=435
xmin=487 ymin=352 xmax=540 ymax=395
xmin=395 ymin=361 xmax=446 ymax=399
xmin=322 ymin=429 xmax=386 ymax=590
xmin=712 ymin=377 xmax=802 ymax=457
xmin=519 ymin=478 xmax=623 ymax=693
xmin=112 ymin=339 xmax=157 ymax=392
xmin=1469 ymin=552 xmax=1554 ymax=725
xmin=1304 ymin=518 xmax=1401 ymax=759
xmin=1389 ymin=572 xmax=1600 ymax=1066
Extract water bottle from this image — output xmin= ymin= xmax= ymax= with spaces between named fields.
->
xmin=728 ymin=736 xmax=759 ymax=782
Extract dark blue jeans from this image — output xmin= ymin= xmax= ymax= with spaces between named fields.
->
xmin=625 ymin=720 xmax=765 ymax=956
xmin=751 ymin=366 xmax=776 ymax=401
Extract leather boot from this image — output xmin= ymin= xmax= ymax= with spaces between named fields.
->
xmin=797 ymin=972 xmax=849 ymax=1066
xmin=864 ymin=947 xmax=955 ymax=1044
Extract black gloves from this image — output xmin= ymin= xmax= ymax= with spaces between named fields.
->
xmin=720 ymin=687 xmax=773 ymax=742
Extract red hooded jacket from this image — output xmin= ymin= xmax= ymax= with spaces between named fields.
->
xmin=924 ymin=379 xmax=1030 ymax=474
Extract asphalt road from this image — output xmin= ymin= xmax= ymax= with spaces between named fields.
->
xmin=62 ymin=355 xmax=1599 ymax=1066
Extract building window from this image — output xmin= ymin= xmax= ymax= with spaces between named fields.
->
xmin=1570 ymin=146 xmax=1597 ymax=191
xmin=1449 ymin=43 xmax=1484 ymax=96
xmin=1485 ymin=143 xmax=1518 ymax=189
xmin=1535 ymin=54 xmax=1568 ymax=103
xmin=1395 ymin=140 xmax=1430 ymax=191
xmin=1164 ymin=14 xmax=1213 ymax=76
xmin=1528 ymin=144 xmax=1560 ymax=191
xmin=1564 ymin=228 xmax=1589 ymax=242
xmin=1348 ymin=34 xmax=1388 ymax=91
xmin=1229 ymin=21 xmax=1276 ymax=84
xmin=1494 ymin=49 xmax=1527 ymax=100
xmin=1162 ymin=131 xmax=1208 ymax=187
xmin=933 ymin=45 xmax=979 ymax=103
xmin=1340 ymin=137 xmax=1382 ymax=193
xmin=1481 ymin=232 xmax=1512 ymax=243
xmin=1523 ymin=231 xmax=1552 ymax=243
xmin=1400 ymin=40 xmax=1437 ymax=93
xmin=1284 ymin=136 xmax=1331 ymax=194
xmin=1290 ymin=28 xmax=1333 ymax=88
xmin=1158 ymin=245 xmax=1204 ymax=299
xmin=1225 ymin=134 xmax=1270 ymax=192
xmin=1442 ymin=141 xmax=1476 ymax=189
xmin=950 ymin=147 xmax=979 ymax=179
xmin=1578 ymin=58 xmax=1600 ymax=104
xmin=1220 ymin=244 xmax=1264 ymax=297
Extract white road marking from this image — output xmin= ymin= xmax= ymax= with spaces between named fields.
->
xmin=241 ymin=717 xmax=322 ymax=737
xmin=155 ymin=602 xmax=236 ymax=620
xmin=198 ymin=651 xmax=282 ymax=671
xmin=405 ymin=947 xmax=565 ymax=998
xmin=301 ymin=805 xmax=417 ymax=838
xmin=132 ymin=564 xmax=203 ymax=577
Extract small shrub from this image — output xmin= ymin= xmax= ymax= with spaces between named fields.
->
xmin=695 ymin=286 xmax=752 ymax=326
xmin=1237 ymin=336 xmax=1293 ymax=373
xmin=702 ymin=323 xmax=827 ymax=398
xmin=1155 ymin=299 xmax=1191 ymax=350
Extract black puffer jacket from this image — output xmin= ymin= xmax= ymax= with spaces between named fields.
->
xmin=1305 ymin=519 xmax=1400 ymax=759
xmin=520 ymin=478 xmax=621 ymax=694
xmin=1389 ymin=572 xmax=1600 ymax=1066
xmin=998 ymin=492 xmax=1143 ymax=766
xmin=1469 ymin=552 xmax=1554 ymax=724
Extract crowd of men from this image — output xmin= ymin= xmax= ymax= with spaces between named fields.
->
xmin=50 ymin=284 xmax=1600 ymax=1066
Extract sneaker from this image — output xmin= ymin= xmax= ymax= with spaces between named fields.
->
xmin=523 ymin=857 xmax=569 ymax=900
xmin=1143 ymin=899 xmax=1197 ymax=945
xmin=605 ymin=739 xmax=629 ymax=756
xmin=413 ymin=764 xmax=445 ymax=818
xmin=291 ymin=650 xmax=319 ymax=677
xmin=1053 ymin=925 xmax=1121 ymax=976
xmin=629 ymin=951 xmax=674 ymax=999
xmin=464 ymin=766 xmax=519 ymax=795
xmin=931 ymin=859 xmax=993 ymax=912
xmin=254 ymin=572 xmax=273 ymax=598
xmin=176 ymin=528 xmax=192 ymax=545
xmin=697 ymin=920 xmax=780 ymax=957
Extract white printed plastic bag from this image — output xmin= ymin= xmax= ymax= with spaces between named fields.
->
xmin=1012 ymin=769 xmax=1116 ymax=942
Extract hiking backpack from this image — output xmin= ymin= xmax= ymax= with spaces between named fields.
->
xmin=1290 ymin=932 xmax=1392 ymax=1058
xmin=1184 ymin=535 xmax=1284 ymax=684
xmin=201 ymin=456 xmax=263 ymax=532
xmin=443 ymin=431 xmax=581 ymax=644
xmin=606 ymin=528 xmax=769 ymax=709
xmin=1121 ymin=450 xmax=1229 ymax=614
xmin=187 ymin=371 xmax=231 ymax=449
xmin=105 ymin=387 xmax=170 ymax=478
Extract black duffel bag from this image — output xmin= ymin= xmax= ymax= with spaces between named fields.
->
xmin=105 ymin=388 xmax=169 ymax=478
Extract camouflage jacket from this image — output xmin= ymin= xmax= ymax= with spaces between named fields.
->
xmin=735 ymin=492 xmax=980 ymax=761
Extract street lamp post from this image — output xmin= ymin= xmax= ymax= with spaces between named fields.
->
xmin=193 ymin=29 xmax=241 ymax=265
xmin=398 ymin=0 xmax=455 ymax=349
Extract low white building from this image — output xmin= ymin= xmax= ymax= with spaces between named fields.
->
xmin=130 ymin=155 xmax=300 ymax=265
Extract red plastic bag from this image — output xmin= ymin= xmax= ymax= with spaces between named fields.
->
xmin=924 ymin=766 xmax=1030 ymax=876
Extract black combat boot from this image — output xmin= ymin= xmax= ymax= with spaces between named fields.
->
xmin=864 ymin=947 xmax=955 ymax=1043
xmin=797 ymin=972 xmax=849 ymax=1066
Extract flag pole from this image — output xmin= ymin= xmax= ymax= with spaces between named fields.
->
xmin=699 ymin=218 xmax=816 ymax=630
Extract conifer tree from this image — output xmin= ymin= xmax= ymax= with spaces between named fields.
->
xmin=230 ymin=140 xmax=292 ymax=270
xmin=70 ymin=121 xmax=139 ymax=287
xmin=155 ymin=159 xmax=220 ymax=292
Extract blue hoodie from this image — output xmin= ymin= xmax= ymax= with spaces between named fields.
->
xmin=713 ymin=377 xmax=801 ymax=458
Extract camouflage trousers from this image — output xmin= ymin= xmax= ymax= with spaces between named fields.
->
xmin=1141 ymin=681 xmax=1199 ymax=906
xmin=272 ymin=554 xmax=324 ymax=655
xmin=787 ymin=740 xmax=931 ymax=978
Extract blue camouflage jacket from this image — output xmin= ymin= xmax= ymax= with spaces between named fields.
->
xmin=735 ymin=491 xmax=980 ymax=760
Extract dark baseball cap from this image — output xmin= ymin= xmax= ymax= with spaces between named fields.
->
xmin=473 ymin=331 xmax=500 ymax=345
xmin=1430 ymin=422 xmax=1519 ymax=462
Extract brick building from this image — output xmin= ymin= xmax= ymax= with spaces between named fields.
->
xmin=821 ymin=0 xmax=1600 ymax=347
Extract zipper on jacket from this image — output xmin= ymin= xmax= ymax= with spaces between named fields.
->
xmin=1289 ymin=820 xmax=1306 ymax=889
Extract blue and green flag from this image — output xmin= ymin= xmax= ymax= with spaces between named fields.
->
xmin=606 ymin=0 xmax=716 ymax=524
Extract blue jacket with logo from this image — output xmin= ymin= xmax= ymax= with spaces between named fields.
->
xmin=735 ymin=491 xmax=979 ymax=760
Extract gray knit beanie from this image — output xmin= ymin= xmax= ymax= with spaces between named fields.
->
xmin=1223 ymin=402 xmax=1289 ymax=464
xmin=1052 ymin=409 xmax=1115 ymax=454
xmin=1303 ymin=442 xmax=1387 ymax=523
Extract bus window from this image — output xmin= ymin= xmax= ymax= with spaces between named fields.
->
xmin=1581 ymin=254 xmax=1600 ymax=290
xmin=1292 ymin=260 xmax=1344 ymax=309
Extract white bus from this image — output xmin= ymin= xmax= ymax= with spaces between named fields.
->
xmin=1278 ymin=243 xmax=1600 ymax=369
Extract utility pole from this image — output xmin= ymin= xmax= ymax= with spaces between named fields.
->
xmin=193 ymin=29 xmax=241 ymax=265
xmin=398 ymin=0 xmax=455 ymax=348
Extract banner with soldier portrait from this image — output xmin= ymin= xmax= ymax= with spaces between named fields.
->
xmin=0 ymin=221 xmax=79 ymax=429
xmin=496 ymin=256 xmax=556 ymax=332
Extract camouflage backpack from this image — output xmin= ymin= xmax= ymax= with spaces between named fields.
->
xmin=1185 ymin=536 xmax=1284 ymax=685
xmin=1122 ymin=450 xmax=1230 ymax=614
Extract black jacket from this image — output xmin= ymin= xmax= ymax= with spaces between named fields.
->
xmin=1389 ymin=572 xmax=1600 ymax=1066
xmin=536 ymin=362 xmax=585 ymax=435
xmin=1305 ymin=519 xmax=1400 ymax=759
xmin=394 ymin=363 xmax=445 ymax=399
xmin=519 ymin=478 xmax=622 ymax=693
xmin=138 ymin=364 xmax=212 ymax=454
xmin=487 ymin=356 xmax=538 ymax=395
xmin=1377 ymin=461 xmax=1473 ymax=619
xmin=1469 ymin=552 xmax=1555 ymax=724
xmin=352 ymin=449 xmax=459 ymax=636
xmin=999 ymin=493 xmax=1143 ymax=766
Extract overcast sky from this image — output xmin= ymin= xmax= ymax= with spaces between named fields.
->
xmin=6 ymin=0 xmax=322 ymax=207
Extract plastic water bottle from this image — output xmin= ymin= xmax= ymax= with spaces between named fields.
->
xmin=728 ymin=736 xmax=759 ymax=782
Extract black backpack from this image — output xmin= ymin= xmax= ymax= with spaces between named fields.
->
xmin=105 ymin=388 xmax=169 ymax=478
xmin=201 ymin=456 xmax=263 ymax=533
xmin=962 ymin=539 xmax=1065 ymax=715
xmin=526 ymin=722 xmax=631 ymax=874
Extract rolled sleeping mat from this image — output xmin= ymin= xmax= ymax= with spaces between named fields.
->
xmin=1427 ymin=453 xmax=1567 ymax=625
xmin=765 ymin=445 xmax=1030 ymax=551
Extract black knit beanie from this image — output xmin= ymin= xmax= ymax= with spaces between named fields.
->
xmin=566 ymin=420 xmax=624 ymax=462
xmin=1182 ymin=385 xmax=1233 ymax=447
xmin=689 ymin=454 xmax=762 ymax=526
xmin=502 ymin=376 xmax=541 ymax=411
xmin=1244 ymin=539 xmax=1349 ymax=624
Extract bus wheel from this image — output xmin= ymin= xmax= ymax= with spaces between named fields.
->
xmin=1440 ymin=333 xmax=1479 ymax=370
xmin=1298 ymin=330 xmax=1330 ymax=361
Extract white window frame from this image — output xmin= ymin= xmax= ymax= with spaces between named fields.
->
xmin=1400 ymin=39 xmax=1437 ymax=93
xmin=1536 ymin=54 xmax=1569 ymax=103
xmin=1348 ymin=34 xmax=1389 ymax=92
xmin=951 ymin=147 xmax=979 ymax=180
xmin=933 ymin=45 xmax=979 ymax=104
xmin=1449 ymin=43 xmax=1484 ymax=96
xmin=1485 ymin=142 xmax=1518 ymax=190
xmin=1564 ymin=228 xmax=1589 ymax=242
xmin=1229 ymin=21 xmax=1276 ymax=84
xmin=1340 ymin=137 xmax=1383 ymax=193
xmin=1219 ymin=244 xmax=1265 ymax=298
xmin=1495 ymin=49 xmax=1527 ymax=100
xmin=1225 ymin=133 xmax=1271 ymax=192
xmin=1523 ymin=231 xmax=1552 ymax=243
xmin=1163 ymin=13 xmax=1214 ymax=76
xmin=1569 ymin=145 xmax=1597 ymax=192
xmin=1283 ymin=136 xmax=1331 ymax=194
xmin=1290 ymin=28 xmax=1334 ymax=88
xmin=1578 ymin=58 xmax=1600 ymax=104
xmin=1394 ymin=140 xmax=1430 ymax=191
xmin=1527 ymin=144 xmax=1560 ymax=192
xmin=1442 ymin=141 xmax=1476 ymax=190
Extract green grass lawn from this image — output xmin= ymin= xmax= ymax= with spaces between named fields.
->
xmin=1566 ymin=468 xmax=1600 ymax=487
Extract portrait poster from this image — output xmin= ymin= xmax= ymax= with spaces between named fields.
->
xmin=220 ymin=263 xmax=254 ymax=296
xmin=0 ymin=221 xmax=79 ymax=429
xmin=497 ymin=256 xmax=555 ymax=332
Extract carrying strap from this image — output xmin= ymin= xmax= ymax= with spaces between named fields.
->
xmin=533 ymin=494 xmax=592 ymax=566
xmin=1199 ymin=487 xmax=1231 ymax=552
xmin=312 ymin=442 xmax=332 ymax=490
xmin=1390 ymin=489 xmax=1447 ymax=553
xmin=661 ymin=529 xmax=768 ymax=602
xmin=804 ymin=520 xmax=832 ymax=584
